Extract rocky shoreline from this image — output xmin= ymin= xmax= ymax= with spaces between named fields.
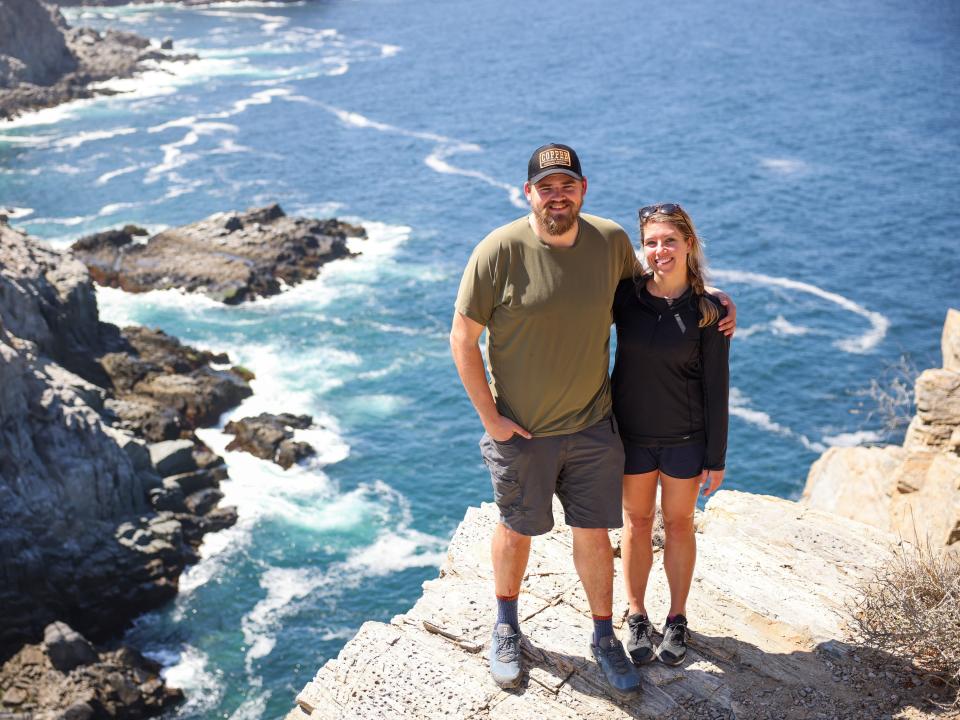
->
xmin=0 ymin=0 xmax=196 ymax=121
xmin=0 ymin=204 xmax=364 ymax=716
xmin=71 ymin=203 xmax=365 ymax=304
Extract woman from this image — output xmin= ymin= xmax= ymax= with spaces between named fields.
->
xmin=611 ymin=203 xmax=730 ymax=667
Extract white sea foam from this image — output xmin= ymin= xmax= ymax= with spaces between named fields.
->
xmin=711 ymin=268 xmax=889 ymax=353
xmin=738 ymin=314 xmax=812 ymax=339
xmin=53 ymin=127 xmax=137 ymax=150
xmin=95 ymin=164 xmax=143 ymax=185
xmin=1 ymin=206 xmax=34 ymax=219
xmin=344 ymin=527 xmax=447 ymax=577
xmin=729 ymin=387 xmax=826 ymax=453
xmin=822 ymin=430 xmax=884 ymax=447
xmin=284 ymin=96 xmax=526 ymax=209
xmin=760 ymin=157 xmax=809 ymax=175
xmin=159 ymin=645 xmax=224 ymax=714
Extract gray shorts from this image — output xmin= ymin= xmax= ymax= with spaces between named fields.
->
xmin=479 ymin=416 xmax=626 ymax=536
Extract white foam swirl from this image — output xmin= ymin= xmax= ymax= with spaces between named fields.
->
xmin=711 ymin=268 xmax=889 ymax=353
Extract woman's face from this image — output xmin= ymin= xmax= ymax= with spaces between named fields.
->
xmin=642 ymin=221 xmax=690 ymax=280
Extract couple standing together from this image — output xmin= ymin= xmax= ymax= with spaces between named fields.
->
xmin=449 ymin=143 xmax=734 ymax=699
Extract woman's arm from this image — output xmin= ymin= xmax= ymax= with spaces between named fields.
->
xmin=700 ymin=312 xmax=730 ymax=496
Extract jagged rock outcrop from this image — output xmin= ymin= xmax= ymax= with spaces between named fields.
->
xmin=0 ymin=221 xmax=241 ymax=661
xmin=224 ymin=412 xmax=316 ymax=468
xmin=101 ymin=325 xmax=252 ymax=441
xmin=290 ymin=492 xmax=941 ymax=719
xmin=71 ymin=204 xmax=365 ymax=304
xmin=0 ymin=0 xmax=195 ymax=120
xmin=804 ymin=309 xmax=960 ymax=550
xmin=0 ymin=622 xmax=183 ymax=717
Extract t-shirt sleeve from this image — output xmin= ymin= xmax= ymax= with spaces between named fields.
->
xmin=617 ymin=230 xmax=637 ymax=280
xmin=454 ymin=241 xmax=498 ymax=326
xmin=612 ymin=278 xmax=633 ymax=323
xmin=701 ymin=298 xmax=730 ymax=470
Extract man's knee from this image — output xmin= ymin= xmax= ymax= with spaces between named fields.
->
xmin=495 ymin=521 xmax=532 ymax=550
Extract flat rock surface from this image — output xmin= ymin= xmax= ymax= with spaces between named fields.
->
xmin=71 ymin=204 xmax=365 ymax=304
xmin=290 ymin=491 xmax=946 ymax=720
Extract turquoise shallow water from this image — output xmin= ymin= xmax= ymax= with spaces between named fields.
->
xmin=2 ymin=0 xmax=959 ymax=716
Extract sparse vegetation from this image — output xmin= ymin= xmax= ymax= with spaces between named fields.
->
xmin=852 ymin=354 xmax=920 ymax=441
xmin=851 ymin=541 xmax=960 ymax=706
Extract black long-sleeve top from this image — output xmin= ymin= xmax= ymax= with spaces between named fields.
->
xmin=611 ymin=278 xmax=730 ymax=470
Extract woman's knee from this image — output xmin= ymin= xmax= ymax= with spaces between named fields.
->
xmin=661 ymin=513 xmax=695 ymax=538
xmin=623 ymin=508 xmax=656 ymax=533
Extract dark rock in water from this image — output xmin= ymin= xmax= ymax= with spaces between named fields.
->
xmin=184 ymin=488 xmax=224 ymax=516
xmin=225 ymin=412 xmax=317 ymax=468
xmin=99 ymin=326 xmax=252 ymax=439
xmin=0 ymin=0 xmax=197 ymax=120
xmin=43 ymin=622 xmax=98 ymax=672
xmin=71 ymin=204 xmax=367 ymax=304
xmin=0 ymin=626 xmax=183 ymax=718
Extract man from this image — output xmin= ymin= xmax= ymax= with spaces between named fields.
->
xmin=449 ymin=143 xmax=644 ymax=698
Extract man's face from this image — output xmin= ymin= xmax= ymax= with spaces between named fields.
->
xmin=524 ymin=173 xmax=587 ymax=236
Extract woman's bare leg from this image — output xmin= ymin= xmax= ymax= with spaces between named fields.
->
xmin=659 ymin=472 xmax=701 ymax=617
xmin=621 ymin=471 xmax=659 ymax=616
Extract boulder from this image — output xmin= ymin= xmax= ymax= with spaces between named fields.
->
xmin=148 ymin=440 xmax=197 ymax=478
xmin=71 ymin=204 xmax=366 ymax=304
xmin=42 ymin=622 xmax=97 ymax=672
xmin=224 ymin=412 xmax=316 ymax=468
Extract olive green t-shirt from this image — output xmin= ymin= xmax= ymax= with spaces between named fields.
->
xmin=455 ymin=213 xmax=636 ymax=437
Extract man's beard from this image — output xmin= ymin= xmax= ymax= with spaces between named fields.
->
xmin=535 ymin=202 xmax=579 ymax=236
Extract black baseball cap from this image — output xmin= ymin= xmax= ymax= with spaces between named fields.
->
xmin=527 ymin=143 xmax=583 ymax=184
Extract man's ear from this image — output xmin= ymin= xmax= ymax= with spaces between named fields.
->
xmin=523 ymin=181 xmax=532 ymax=200
xmin=581 ymin=177 xmax=588 ymax=196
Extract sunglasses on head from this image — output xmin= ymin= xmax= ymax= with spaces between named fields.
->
xmin=638 ymin=203 xmax=683 ymax=222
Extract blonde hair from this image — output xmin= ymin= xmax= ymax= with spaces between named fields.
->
xmin=637 ymin=206 xmax=720 ymax=328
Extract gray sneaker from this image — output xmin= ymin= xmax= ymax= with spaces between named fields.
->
xmin=489 ymin=623 xmax=522 ymax=688
xmin=625 ymin=613 xmax=656 ymax=665
xmin=590 ymin=635 xmax=642 ymax=700
xmin=658 ymin=615 xmax=689 ymax=666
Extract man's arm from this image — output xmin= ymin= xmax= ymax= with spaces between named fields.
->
xmin=450 ymin=311 xmax=531 ymax=443
xmin=706 ymin=287 xmax=737 ymax=337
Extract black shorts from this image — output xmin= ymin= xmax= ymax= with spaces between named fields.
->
xmin=479 ymin=416 xmax=625 ymax=536
xmin=623 ymin=441 xmax=705 ymax=479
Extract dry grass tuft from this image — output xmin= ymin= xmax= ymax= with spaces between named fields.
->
xmin=852 ymin=541 xmax=960 ymax=706
xmin=851 ymin=354 xmax=918 ymax=440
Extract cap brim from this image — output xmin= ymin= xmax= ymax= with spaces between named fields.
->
xmin=528 ymin=168 xmax=583 ymax=185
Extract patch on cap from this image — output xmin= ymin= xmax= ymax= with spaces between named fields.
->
xmin=538 ymin=148 xmax=572 ymax=170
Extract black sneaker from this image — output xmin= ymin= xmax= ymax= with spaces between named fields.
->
xmin=625 ymin=613 xmax=656 ymax=665
xmin=658 ymin=615 xmax=688 ymax=666
xmin=590 ymin=635 xmax=642 ymax=700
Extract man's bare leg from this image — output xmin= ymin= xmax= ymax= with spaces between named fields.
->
xmin=492 ymin=522 xmax=531 ymax=597
xmin=571 ymin=527 xmax=613 ymax=618
xmin=488 ymin=522 xmax=531 ymax=688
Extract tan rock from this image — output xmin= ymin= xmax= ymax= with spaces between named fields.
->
xmin=290 ymin=492 xmax=932 ymax=720
xmin=890 ymin=453 xmax=960 ymax=548
xmin=944 ymin=308 xmax=960 ymax=372
xmin=904 ymin=368 xmax=960 ymax=452
xmin=801 ymin=446 xmax=905 ymax=531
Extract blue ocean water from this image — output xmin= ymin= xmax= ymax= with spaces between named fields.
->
xmin=1 ymin=0 xmax=958 ymax=716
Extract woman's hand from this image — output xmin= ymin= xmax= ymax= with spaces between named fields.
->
xmin=699 ymin=468 xmax=725 ymax=497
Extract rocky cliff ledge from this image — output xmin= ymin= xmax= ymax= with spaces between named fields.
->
xmin=0 ymin=0 xmax=194 ymax=120
xmin=804 ymin=309 xmax=960 ymax=551
xmin=289 ymin=492 xmax=942 ymax=720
